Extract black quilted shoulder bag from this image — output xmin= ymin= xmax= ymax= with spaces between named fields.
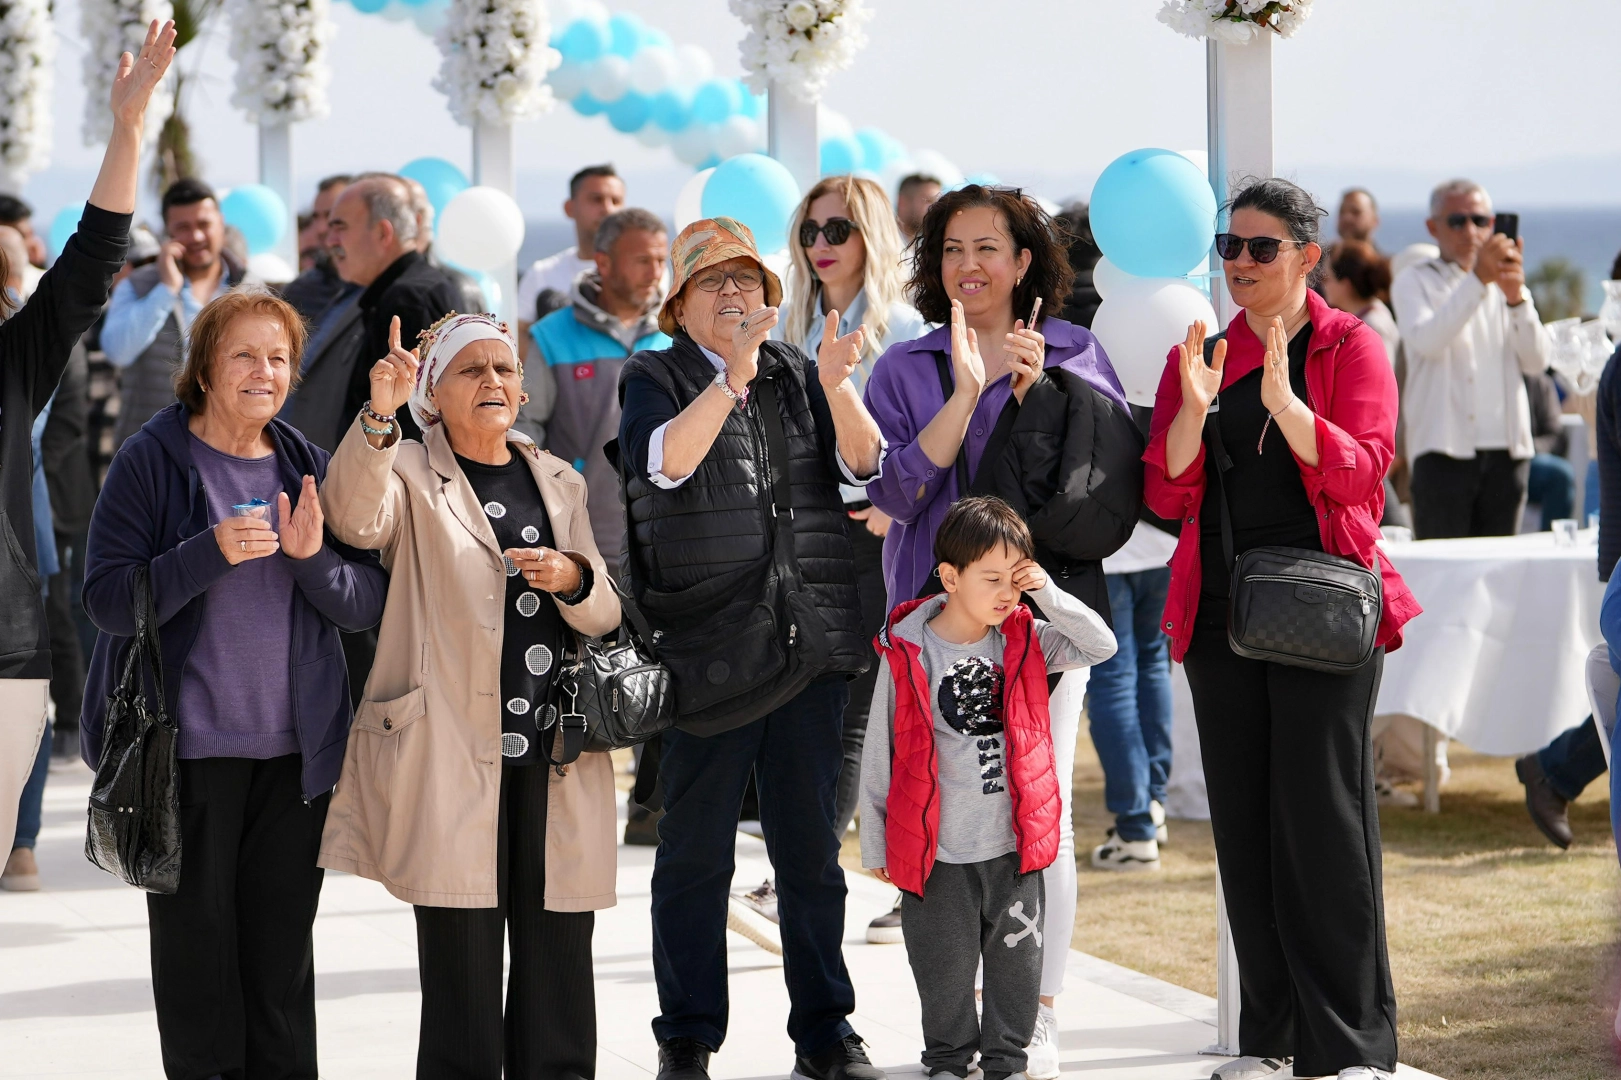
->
xmin=1203 ymin=343 xmax=1381 ymax=675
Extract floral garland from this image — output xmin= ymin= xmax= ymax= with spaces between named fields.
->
xmin=80 ymin=1 xmax=175 ymax=147
xmin=227 ymin=0 xmax=335 ymax=124
xmin=730 ymin=0 xmax=872 ymax=103
xmin=0 ymin=0 xmax=54 ymax=186
xmin=434 ymin=0 xmax=560 ymax=127
xmin=1157 ymin=0 xmax=1312 ymax=44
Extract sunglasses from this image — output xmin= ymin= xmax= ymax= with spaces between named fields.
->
xmin=1214 ymin=232 xmax=1309 ymax=264
xmin=691 ymin=267 xmax=764 ymax=292
xmin=799 ymin=217 xmax=859 ymax=248
xmin=1443 ymin=213 xmax=1493 ymax=230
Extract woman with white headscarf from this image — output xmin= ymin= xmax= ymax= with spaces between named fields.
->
xmin=317 ymin=311 xmax=621 ymax=1079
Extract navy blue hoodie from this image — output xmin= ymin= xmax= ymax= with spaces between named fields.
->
xmin=80 ymin=403 xmax=388 ymax=799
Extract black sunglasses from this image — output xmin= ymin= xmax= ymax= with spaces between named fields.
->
xmin=1214 ymin=232 xmax=1309 ymax=264
xmin=799 ymin=217 xmax=858 ymax=248
xmin=1443 ymin=213 xmax=1493 ymax=230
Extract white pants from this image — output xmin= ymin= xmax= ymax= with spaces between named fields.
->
xmin=1041 ymin=667 xmax=1087 ymax=997
xmin=1 ymin=679 xmax=49 ymax=852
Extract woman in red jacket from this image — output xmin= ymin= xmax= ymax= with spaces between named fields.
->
xmin=1143 ymin=178 xmax=1420 ymax=1080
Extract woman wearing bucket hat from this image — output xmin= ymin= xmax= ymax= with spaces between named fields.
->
xmin=614 ymin=217 xmax=886 ymax=1080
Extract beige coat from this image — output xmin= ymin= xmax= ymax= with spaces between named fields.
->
xmin=316 ymin=416 xmax=621 ymax=909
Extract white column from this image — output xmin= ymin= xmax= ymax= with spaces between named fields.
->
xmin=472 ymin=117 xmax=519 ymax=323
xmin=767 ymin=83 xmax=818 ymax=195
xmin=1201 ymin=32 xmax=1274 ymax=1059
xmin=258 ymin=121 xmax=297 ymax=269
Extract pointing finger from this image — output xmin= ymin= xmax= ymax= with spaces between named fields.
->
xmin=388 ymin=315 xmax=401 ymax=353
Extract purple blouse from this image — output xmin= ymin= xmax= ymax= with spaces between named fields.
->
xmin=863 ymin=317 xmax=1127 ymax=607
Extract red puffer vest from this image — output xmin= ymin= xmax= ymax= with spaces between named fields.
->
xmin=876 ymin=598 xmax=1062 ymax=896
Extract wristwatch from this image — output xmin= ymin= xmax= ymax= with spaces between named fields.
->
xmin=713 ymin=370 xmax=749 ymax=409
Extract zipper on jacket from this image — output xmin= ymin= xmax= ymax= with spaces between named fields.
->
xmin=1242 ymin=572 xmax=1374 ymax=615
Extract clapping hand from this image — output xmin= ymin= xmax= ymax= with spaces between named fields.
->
xmin=1258 ymin=317 xmax=1295 ymax=418
xmin=1177 ymin=320 xmax=1225 ymax=416
xmin=369 ymin=316 xmax=419 ymax=420
xmin=214 ymin=516 xmax=279 ymax=566
xmin=109 ymin=20 xmax=177 ymax=131
xmin=1011 ymin=558 xmax=1047 ymax=594
xmin=1004 ymin=314 xmax=1044 ymax=405
xmin=816 ymin=309 xmax=868 ymax=394
xmin=948 ymin=299 xmax=986 ymax=401
xmin=278 ymin=475 xmax=325 ymax=561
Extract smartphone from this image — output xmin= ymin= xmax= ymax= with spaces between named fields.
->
xmin=1493 ymin=213 xmax=1519 ymax=243
xmin=1027 ymin=296 xmax=1043 ymax=329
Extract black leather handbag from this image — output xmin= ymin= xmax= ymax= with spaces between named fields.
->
xmin=546 ymin=579 xmax=675 ymax=770
xmin=1204 ymin=363 xmax=1381 ymax=675
xmin=85 ymin=566 xmax=183 ymax=893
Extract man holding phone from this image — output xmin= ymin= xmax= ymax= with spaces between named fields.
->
xmin=1392 ymin=178 xmax=1551 ymax=538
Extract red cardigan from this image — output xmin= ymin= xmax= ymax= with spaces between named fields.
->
xmin=1142 ymin=289 xmax=1421 ymax=662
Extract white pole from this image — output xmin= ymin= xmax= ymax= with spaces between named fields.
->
xmin=767 ymin=83 xmax=818 ymax=196
xmin=258 ymin=121 xmax=297 ymax=270
xmin=472 ymin=117 xmax=519 ymax=324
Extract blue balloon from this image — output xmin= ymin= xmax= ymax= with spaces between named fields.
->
xmin=556 ymin=18 xmax=608 ymax=63
xmin=1089 ymin=148 xmax=1217 ymax=278
xmin=855 ymin=128 xmax=901 ymax=171
xmin=350 ymin=0 xmax=387 ymax=12
xmin=819 ymin=135 xmax=860 ymax=177
xmin=697 ymin=153 xmax=722 ymax=172
xmin=607 ymin=91 xmax=652 ymax=133
xmin=644 ymin=28 xmax=671 ymax=48
xmin=650 ymin=90 xmax=691 ymax=132
xmin=700 ymin=153 xmax=801 ymax=253
xmin=572 ymin=92 xmax=607 ymax=117
xmin=220 ymin=184 xmax=287 ymax=256
xmin=737 ymin=84 xmax=764 ymax=119
xmin=47 ymin=203 xmax=84 ymax=259
xmin=396 ymin=0 xmax=434 ymax=7
xmin=607 ymin=12 xmax=646 ymax=58
xmin=690 ymin=80 xmax=738 ymax=124
xmin=398 ymin=156 xmax=469 ymax=215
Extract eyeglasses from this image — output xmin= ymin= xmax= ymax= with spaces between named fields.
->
xmin=799 ymin=217 xmax=858 ymax=248
xmin=1214 ymin=232 xmax=1309 ymax=264
xmin=1443 ymin=213 xmax=1493 ymax=230
xmin=691 ymin=267 xmax=765 ymax=292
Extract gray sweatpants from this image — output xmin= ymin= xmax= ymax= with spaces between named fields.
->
xmin=901 ymin=852 xmax=1045 ymax=1079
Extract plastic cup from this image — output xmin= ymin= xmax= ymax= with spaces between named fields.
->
xmin=232 ymin=498 xmax=274 ymax=529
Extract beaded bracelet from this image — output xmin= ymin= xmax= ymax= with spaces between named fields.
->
xmin=362 ymin=400 xmax=395 ymax=425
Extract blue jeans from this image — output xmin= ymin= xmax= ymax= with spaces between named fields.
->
xmin=1087 ymin=570 xmax=1174 ymax=842
xmin=13 ymin=719 xmax=49 ymax=849
xmin=1528 ymin=453 xmax=1576 ymax=528
xmin=651 ymin=676 xmax=855 ymax=1056
xmin=1537 ymin=714 xmax=1607 ymax=802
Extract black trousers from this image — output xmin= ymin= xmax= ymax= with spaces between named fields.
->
xmin=46 ymin=529 xmax=87 ymax=743
xmin=1182 ymin=618 xmax=1397 ymax=1076
xmin=146 ymin=754 xmax=329 ymax=1080
xmin=833 ymin=522 xmax=889 ymax=836
xmin=414 ymin=762 xmax=596 ymax=1080
xmin=1410 ymin=449 xmax=1529 ymax=539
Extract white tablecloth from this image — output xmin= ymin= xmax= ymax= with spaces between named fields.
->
xmin=1375 ymin=530 xmax=1605 ymax=755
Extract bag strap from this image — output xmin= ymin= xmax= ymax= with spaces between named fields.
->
xmin=751 ymin=373 xmax=809 ymax=591
xmin=933 ymin=350 xmax=1021 ymax=497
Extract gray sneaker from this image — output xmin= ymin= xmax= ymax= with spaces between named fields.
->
xmin=866 ymin=893 xmax=903 ymax=944
xmin=727 ymin=879 xmax=782 ymax=955
xmin=1211 ymin=1056 xmax=1292 ymax=1079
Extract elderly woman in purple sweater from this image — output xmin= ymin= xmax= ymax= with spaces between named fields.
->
xmin=81 ymin=288 xmax=387 ymax=1078
xmin=862 ymin=185 xmax=1138 ymax=1079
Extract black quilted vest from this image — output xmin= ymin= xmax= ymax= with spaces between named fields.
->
xmin=619 ymin=336 xmax=866 ymax=687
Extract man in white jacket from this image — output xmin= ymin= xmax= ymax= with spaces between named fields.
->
xmin=1392 ymin=179 xmax=1551 ymax=538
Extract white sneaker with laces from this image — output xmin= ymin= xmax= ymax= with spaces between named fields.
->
xmin=1090 ymin=830 xmax=1160 ymax=871
xmin=1337 ymin=1068 xmax=1393 ymax=1079
xmin=726 ymin=879 xmax=782 ymax=955
xmin=1023 ymin=1003 xmax=1060 ymax=1079
xmin=1150 ymin=799 xmax=1168 ymax=845
xmin=1211 ymin=1055 xmax=1292 ymax=1079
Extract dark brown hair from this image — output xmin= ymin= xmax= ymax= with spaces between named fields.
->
xmin=176 ymin=287 xmax=307 ymax=413
xmin=907 ymin=185 xmax=1072 ymax=325
xmin=934 ymin=496 xmax=1035 ymax=570
xmin=1329 ymin=238 xmax=1392 ymax=303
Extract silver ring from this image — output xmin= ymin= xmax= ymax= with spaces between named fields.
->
xmin=240 ymin=540 xmax=246 ymax=551
xmin=740 ymin=318 xmax=749 ymax=333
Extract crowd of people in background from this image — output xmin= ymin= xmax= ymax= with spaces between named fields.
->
xmin=2 ymin=33 xmax=1617 ymax=1078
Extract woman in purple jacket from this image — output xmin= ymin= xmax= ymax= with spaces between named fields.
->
xmin=81 ymin=288 xmax=387 ymax=1078
xmin=863 ymin=185 xmax=1136 ymax=1079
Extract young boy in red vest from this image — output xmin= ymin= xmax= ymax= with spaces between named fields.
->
xmin=859 ymin=496 xmax=1117 ymax=1080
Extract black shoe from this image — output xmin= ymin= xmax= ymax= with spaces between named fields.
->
xmin=625 ymin=805 xmax=663 ymax=846
xmin=866 ymin=894 xmax=903 ymax=944
xmin=657 ymin=1037 xmax=712 ymax=1080
xmin=793 ymin=1033 xmax=886 ymax=1080
xmin=1515 ymin=754 xmax=1573 ymax=849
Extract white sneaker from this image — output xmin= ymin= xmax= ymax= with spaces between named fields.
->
xmin=1150 ymin=799 xmax=1168 ymax=845
xmin=726 ymin=879 xmax=782 ymax=955
xmin=1023 ymin=1003 xmax=1059 ymax=1079
xmin=1090 ymin=830 xmax=1160 ymax=871
xmin=1337 ymin=1069 xmax=1393 ymax=1079
xmin=1211 ymin=1057 xmax=1292 ymax=1079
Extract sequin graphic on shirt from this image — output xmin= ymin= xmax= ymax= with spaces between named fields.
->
xmin=937 ymin=656 xmax=1006 ymax=794
xmin=516 ymin=591 xmax=541 ymax=617
xmin=484 ymin=501 xmax=507 ymax=518
xmin=521 ymin=525 xmax=540 ymax=544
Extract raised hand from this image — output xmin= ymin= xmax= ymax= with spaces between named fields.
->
xmin=1004 ymin=316 xmax=1045 ymax=405
xmin=369 ymin=315 xmax=419 ymax=419
xmin=816 ymin=309 xmax=868 ymax=393
xmin=1177 ymin=320 xmax=1224 ymax=417
xmin=1258 ymin=316 xmax=1295 ymax=418
xmin=157 ymin=239 xmax=184 ymax=294
xmin=110 ymin=20 xmax=177 ymax=129
xmin=277 ymin=475 xmax=325 ymax=561
xmin=1011 ymin=558 xmax=1048 ymax=594
xmin=949 ymin=299 xmax=986 ymax=402
xmin=727 ymin=305 xmax=777 ymax=390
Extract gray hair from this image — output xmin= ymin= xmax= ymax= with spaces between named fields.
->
xmin=593 ymin=207 xmax=666 ymax=255
xmin=349 ymin=174 xmax=419 ymax=246
xmin=1429 ymin=179 xmax=1489 ymax=218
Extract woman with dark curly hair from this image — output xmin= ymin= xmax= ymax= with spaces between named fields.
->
xmin=863 ymin=184 xmax=1142 ymax=1078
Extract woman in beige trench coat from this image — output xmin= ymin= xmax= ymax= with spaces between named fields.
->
xmin=318 ymin=312 xmax=621 ymax=1080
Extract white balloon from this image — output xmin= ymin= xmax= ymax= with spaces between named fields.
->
xmin=817 ymin=106 xmax=854 ymax=142
xmin=550 ymin=0 xmax=589 ymax=25
xmin=1090 ymin=276 xmax=1219 ymax=407
xmin=670 ymin=124 xmax=714 ymax=167
xmin=549 ymin=59 xmax=593 ymax=102
xmin=586 ymin=54 xmax=630 ymax=103
xmin=674 ymin=43 xmax=713 ymax=88
xmin=629 ymin=45 xmax=678 ymax=96
xmin=635 ymin=123 xmax=669 ymax=148
xmin=435 ymin=187 xmax=526 ymax=273
xmin=909 ymin=148 xmax=964 ymax=189
xmin=1092 ymin=256 xmax=1130 ymax=300
xmin=247 ymin=252 xmax=296 ymax=284
xmin=712 ymin=115 xmax=758 ymax=160
xmin=674 ymin=168 xmax=713 ymax=230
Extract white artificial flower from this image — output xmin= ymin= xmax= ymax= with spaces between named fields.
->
xmin=785 ymin=0 xmax=819 ymax=32
xmin=0 ymin=0 xmax=53 ymax=186
xmin=434 ymin=0 xmax=560 ymax=127
xmin=1156 ymin=0 xmax=1311 ymax=42
xmin=227 ymin=0 xmax=333 ymax=123
xmin=730 ymin=0 xmax=871 ymax=101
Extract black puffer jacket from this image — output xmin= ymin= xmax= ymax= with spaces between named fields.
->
xmin=983 ymin=367 xmax=1145 ymax=626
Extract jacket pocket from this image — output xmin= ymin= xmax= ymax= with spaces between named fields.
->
xmin=349 ymin=686 xmax=426 ymax=849
xmin=0 ymin=510 xmax=42 ymax=663
xmin=353 ymin=686 xmax=425 ymax=738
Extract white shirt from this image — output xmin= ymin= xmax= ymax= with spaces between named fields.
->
xmin=1102 ymin=520 xmax=1180 ymax=576
xmin=102 ymin=271 xmax=236 ymax=368
xmin=1391 ymin=257 xmax=1550 ymax=461
xmin=646 ymin=342 xmax=885 ymax=490
xmin=515 ymin=245 xmax=595 ymax=322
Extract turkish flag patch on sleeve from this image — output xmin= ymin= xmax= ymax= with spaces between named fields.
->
xmin=573 ymin=363 xmax=596 ymax=381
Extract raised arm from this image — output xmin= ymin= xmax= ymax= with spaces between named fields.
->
xmin=814 ymin=309 xmax=883 ymax=478
xmin=320 ymin=317 xmax=415 ymax=554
